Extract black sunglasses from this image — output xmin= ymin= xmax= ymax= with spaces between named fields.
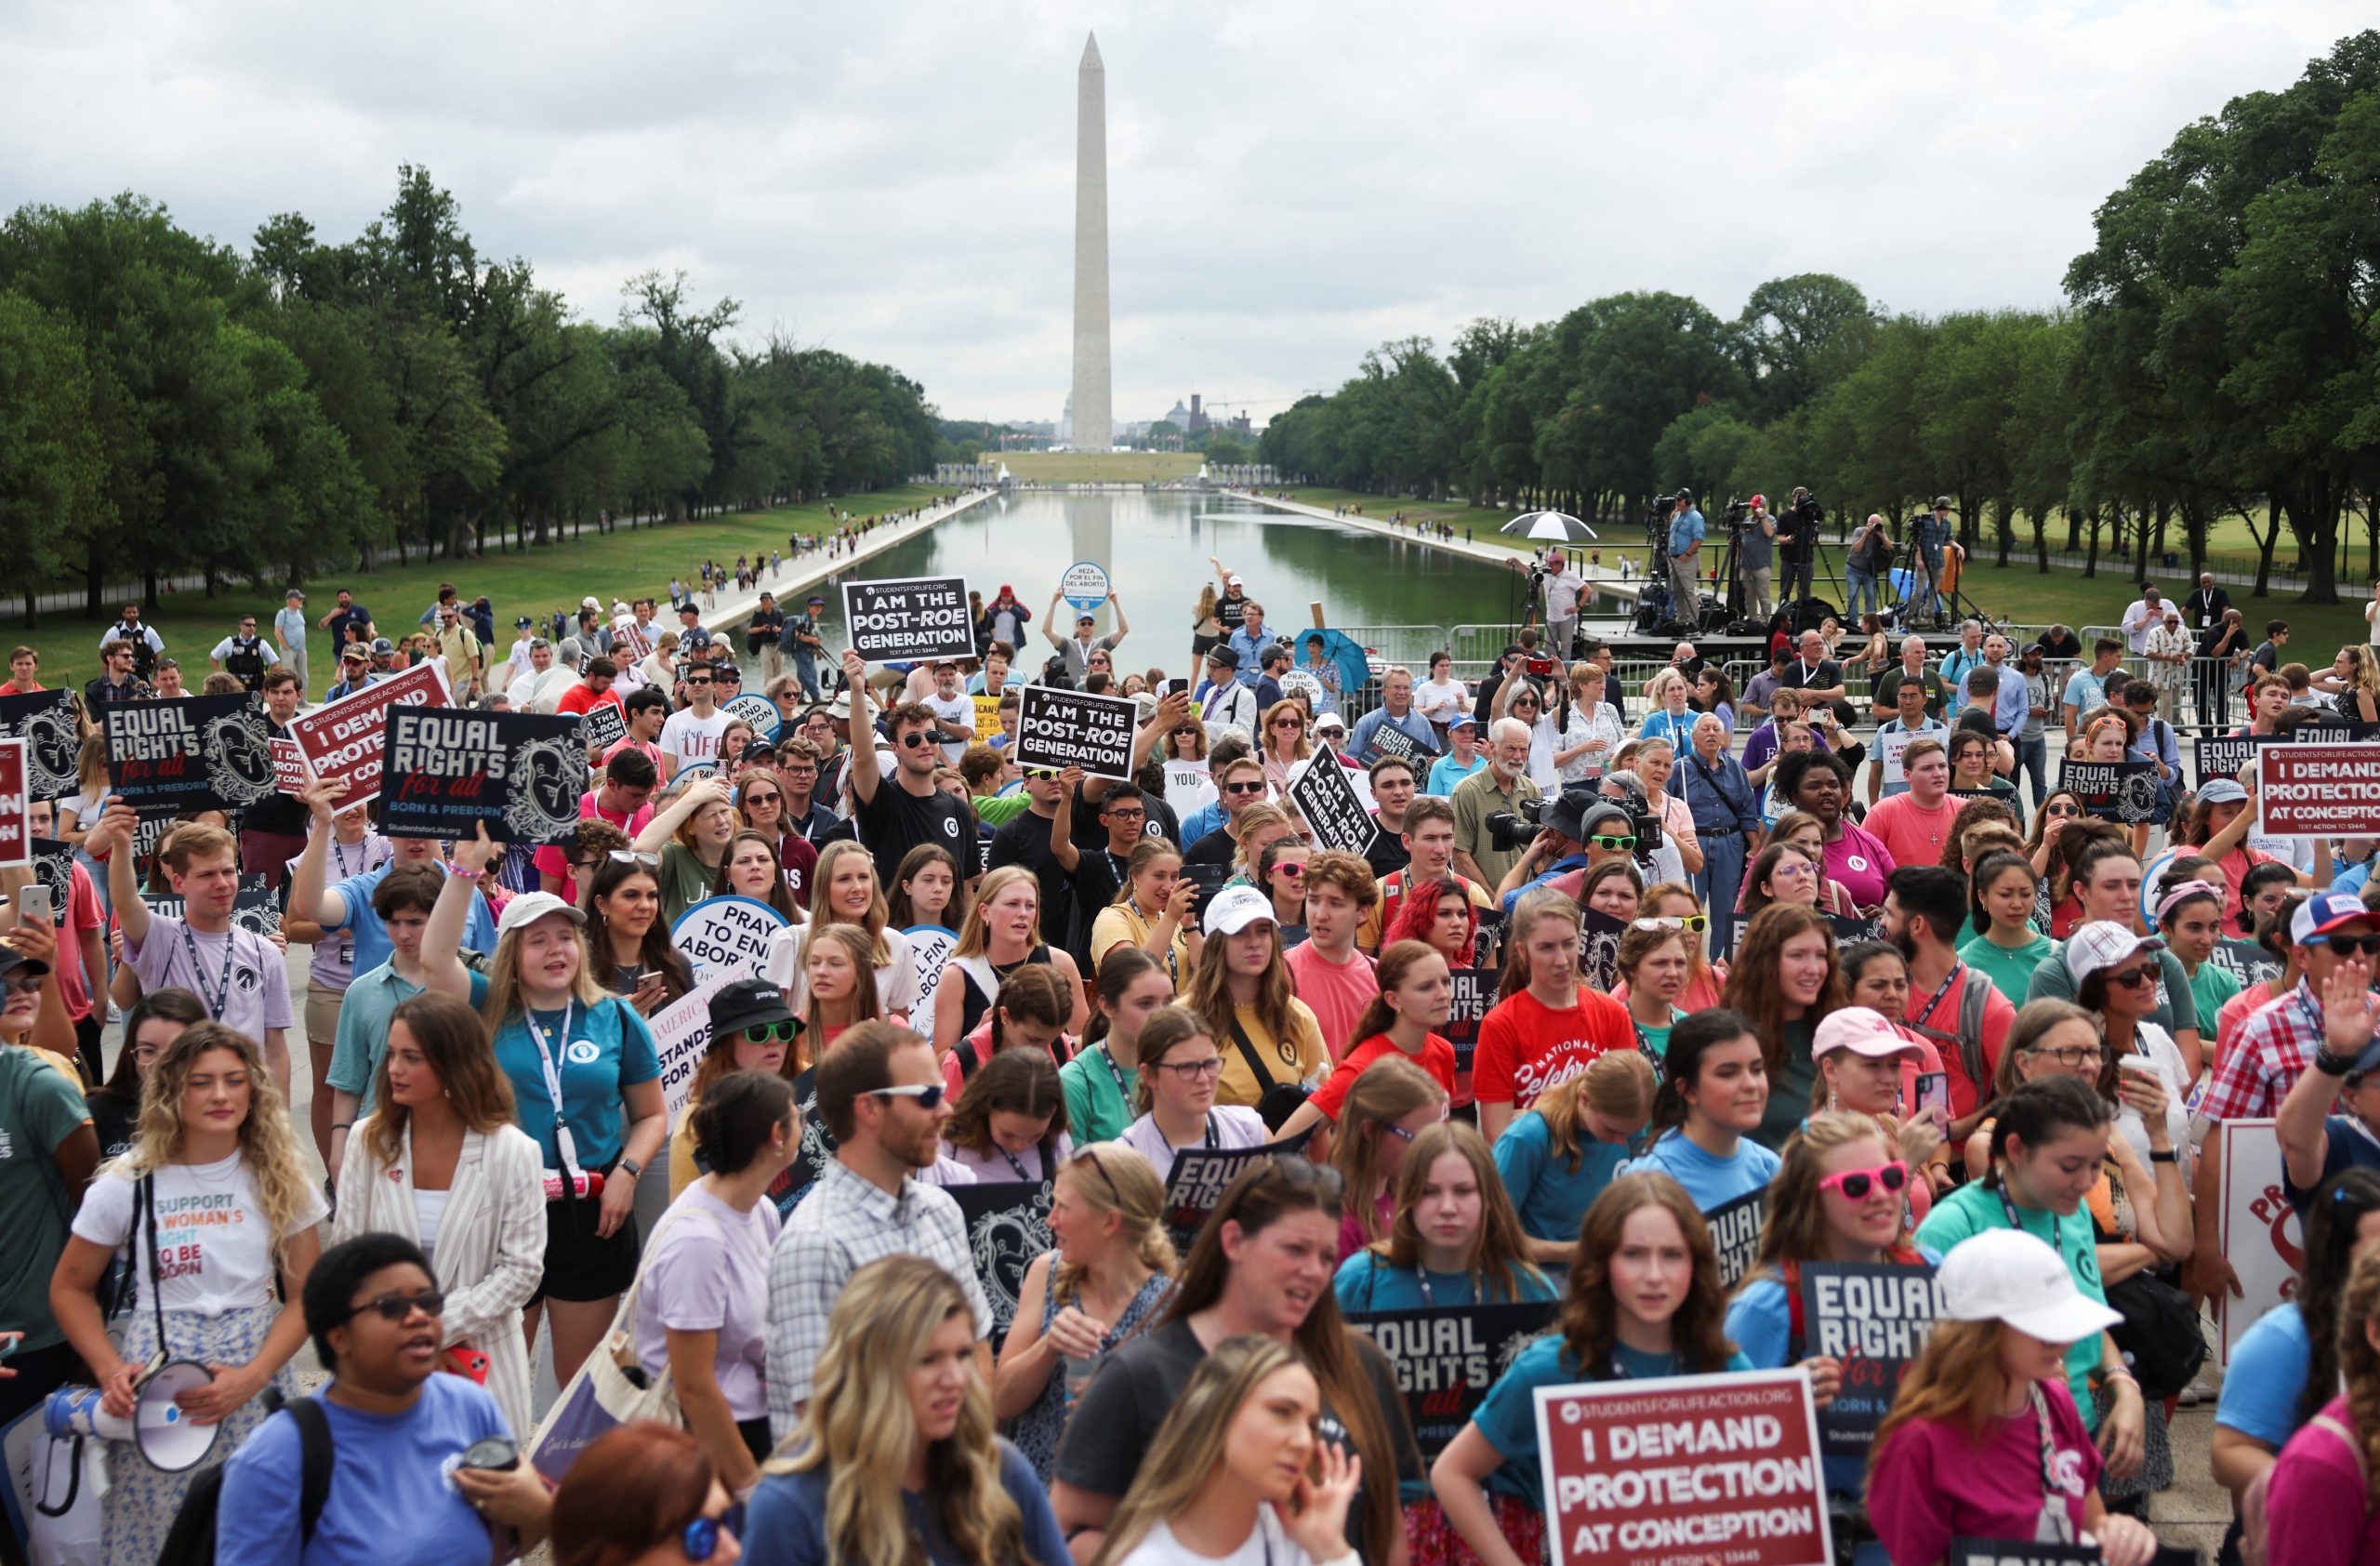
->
xmin=898 ymin=733 xmax=937 ymax=750
xmin=352 ymin=1290 xmax=445 ymax=1322
xmin=865 ymin=1083 xmax=947 ymax=1109
xmin=2320 ymin=935 xmax=2380 ymax=958
xmin=1223 ymin=780 xmax=1268 ymax=795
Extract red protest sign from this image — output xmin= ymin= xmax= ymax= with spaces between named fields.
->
xmin=2258 ymin=741 xmax=2380 ymax=837
xmin=1536 ymin=1369 xmax=1831 ymax=1566
xmin=271 ymin=737 xmax=311 ymax=795
xmin=288 ymin=660 xmax=453 ymax=809
xmin=0 ymin=737 xmax=27 ymax=868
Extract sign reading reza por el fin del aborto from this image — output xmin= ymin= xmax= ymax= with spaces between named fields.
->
xmin=840 ymin=576 xmax=974 ymax=663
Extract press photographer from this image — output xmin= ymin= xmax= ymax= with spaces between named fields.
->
xmin=1666 ymin=489 xmax=1705 ymax=624
xmin=1738 ymin=495 xmax=1778 ymax=619
xmin=1488 ymin=790 xmax=1646 ymax=908
xmin=1774 ymin=486 xmax=1824 ymax=607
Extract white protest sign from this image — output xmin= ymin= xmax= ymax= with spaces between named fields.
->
xmin=1014 ymin=685 xmax=1140 ymax=782
xmin=906 ymin=923 xmax=959 ymax=1030
xmin=652 ymin=968 xmax=749 ymax=1119
xmin=671 ymin=896 xmax=790 ymax=980
xmin=840 ymin=576 xmax=974 ymax=663
xmin=2217 ymin=1116 xmax=2300 ymax=1365
xmin=1163 ymin=759 xmax=1215 ymax=818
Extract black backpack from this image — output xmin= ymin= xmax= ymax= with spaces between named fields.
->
xmin=155 ymin=1391 xmax=334 ymax=1565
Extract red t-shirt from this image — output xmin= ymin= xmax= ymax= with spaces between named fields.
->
xmin=1472 ymin=985 xmax=1633 ymax=1109
xmin=1902 ymin=964 xmax=2014 ymax=1119
xmin=556 ymin=683 xmax=623 ymax=719
xmin=1282 ymin=941 xmax=1379 ymax=1062
xmin=52 ymin=861 xmax=103 ymax=1022
xmin=529 ymin=790 xmax=658 ymax=897
xmin=1861 ymin=791 xmax=1958 ymax=872
xmin=1307 ymin=1032 xmax=1458 ymax=1121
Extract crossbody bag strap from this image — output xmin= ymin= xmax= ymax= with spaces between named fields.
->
xmin=142 ymin=1171 xmax=169 ymax=1358
xmin=1225 ymin=1015 xmax=1279 ymax=1092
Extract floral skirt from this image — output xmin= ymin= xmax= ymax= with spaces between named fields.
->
xmin=1407 ymin=1493 xmax=1547 ymax=1566
xmin=102 ymin=1303 xmax=290 ymax=1566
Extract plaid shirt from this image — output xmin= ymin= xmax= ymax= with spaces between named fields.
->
xmin=762 ymin=1158 xmax=992 ymax=1437
xmin=2200 ymin=980 xmax=2324 ymax=1122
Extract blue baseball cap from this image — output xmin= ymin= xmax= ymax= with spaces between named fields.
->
xmin=2293 ymin=890 xmax=2372 ymax=945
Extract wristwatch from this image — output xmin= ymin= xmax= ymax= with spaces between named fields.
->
xmin=2314 ymin=1046 xmax=2362 ymax=1079
xmin=619 ymin=1158 xmax=643 ymax=1178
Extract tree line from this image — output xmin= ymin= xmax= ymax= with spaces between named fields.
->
xmin=1260 ymin=31 xmax=2380 ymax=604
xmin=0 ymin=166 xmax=944 ymax=626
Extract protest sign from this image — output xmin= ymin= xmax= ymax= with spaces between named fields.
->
xmin=287 ymin=659 xmax=453 ymax=810
xmin=972 ymin=695 xmax=1005 ymax=743
xmin=671 ymin=896 xmax=789 ymax=980
xmin=2217 ymin=1116 xmax=2298 ymax=1364
xmin=651 ymin=969 xmax=747 ymax=1120
xmin=1162 ymin=759 xmax=1215 ymax=817
xmin=1828 ymin=911 xmax=1887 ymax=948
xmin=1347 ymin=1301 xmax=1556 ymax=1463
xmin=1537 ymin=1368 xmax=1831 ymax=1566
xmin=143 ymin=875 xmax=281 ymax=940
xmin=2257 ymin=741 xmax=2380 ymax=838
xmin=2057 ymin=759 xmax=2165 ymax=823
xmin=1162 ymin=1132 xmax=1316 ymax=1245
xmin=579 ymin=701 xmax=628 ymax=756
xmin=1579 ymin=906 xmax=1627 ymax=994
xmin=615 ymin=619 xmax=654 ymax=663
xmin=1442 ymin=967 xmax=1499 ymax=1072
xmin=1278 ymin=669 xmax=1327 ymax=710
xmin=103 ymin=695 xmax=276 ymax=816
xmin=0 ymin=740 xmax=27 ymax=869
xmin=270 ymin=737 xmax=311 ymax=795
xmin=785 ymin=1062 xmax=839 ymax=1209
xmin=0 ymin=689 xmax=80 ymax=802
xmin=724 ymin=693 xmax=781 ymax=744
xmin=377 ymin=709 xmax=587 ymax=843
xmin=25 ymin=838 xmax=73 ymax=918
xmin=840 ymin=576 xmax=973 ymax=662
xmin=950 ymin=1181 xmax=1055 ymax=1336
xmin=1288 ymin=755 xmax=1377 ymax=856
xmin=906 ymin=924 xmax=959 ymax=1028
xmin=1357 ymin=720 xmax=1437 ymax=768
xmin=1060 ymin=561 xmax=1110 ymax=613
xmin=1798 ymin=1261 xmax=1946 ymax=1456
xmin=2195 ymin=734 xmax=2267 ymax=789
xmin=1706 ymin=1188 xmax=1766 ymax=1288
xmin=1014 ymin=685 xmax=1139 ymax=781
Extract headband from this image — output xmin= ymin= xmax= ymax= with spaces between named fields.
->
xmin=2156 ymin=879 xmax=2225 ymax=924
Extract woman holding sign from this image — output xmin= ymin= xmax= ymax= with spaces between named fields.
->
xmin=1430 ymin=1172 xmax=1752 ymax=1566
xmin=1866 ymin=1228 xmax=2158 ymax=1566
xmin=420 ymin=829 xmax=667 ymax=1389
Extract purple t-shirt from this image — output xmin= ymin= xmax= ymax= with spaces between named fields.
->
xmin=1823 ymin=821 xmax=1896 ymax=910
xmin=1868 ymin=1379 xmax=2101 ymax=1566
xmin=633 ymin=1184 xmax=780 ymax=1422
xmin=126 ymin=911 xmax=294 ymax=1042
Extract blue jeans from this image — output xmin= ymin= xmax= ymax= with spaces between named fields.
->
xmin=1844 ymin=567 xmax=1877 ymax=620
xmin=2015 ymin=736 xmax=2046 ymax=809
xmin=791 ymin=650 xmax=821 ymax=703
xmin=1696 ymin=829 xmax=1750 ymax=960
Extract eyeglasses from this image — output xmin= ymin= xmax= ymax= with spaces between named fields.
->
xmin=2025 ymin=1043 xmax=2106 ymax=1068
xmin=1157 ymin=1055 xmax=1225 ymax=1080
xmin=2319 ymin=934 xmax=2380 ymax=958
xmin=1817 ymin=1161 xmax=1910 ymax=1201
xmin=1104 ymin=807 xmax=1145 ymax=821
xmin=1073 ymin=1147 xmax=1125 ymax=1203
xmin=864 ymin=1083 xmax=947 ymax=1109
xmin=1589 ymin=834 xmax=1638 ymax=852
xmin=352 ymin=1290 xmax=445 ymax=1322
xmin=742 ymin=790 xmax=782 ymax=806
xmin=679 ymin=1501 xmax=745 ymax=1563
xmin=745 ymin=1021 xmax=799 ymax=1044
xmin=2101 ymin=965 xmax=2157 ymax=989
xmin=1633 ymin=913 xmax=1708 ymax=933
xmin=897 ymin=733 xmax=937 ymax=750
xmin=1223 ymin=781 xmax=1268 ymax=796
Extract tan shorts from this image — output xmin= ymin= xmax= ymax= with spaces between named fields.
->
xmin=305 ymin=976 xmax=343 ymax=1049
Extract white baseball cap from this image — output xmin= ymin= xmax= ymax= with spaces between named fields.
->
xmin=1937 ymin=1228 xmax=2122 ymax=1345
xmin=1203 ymin=884 xmax=1277 ymax=936
xmin=2065 ymin=921 xmax=2164 ymax=988
xmin=496 ymin=890 xmax=588 ymax=937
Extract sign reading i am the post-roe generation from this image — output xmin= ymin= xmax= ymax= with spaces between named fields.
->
xmin=840 ymin=576 xmax=974 ymax=663
xmin=1014 ymin=685 xmax=1140 ymax=782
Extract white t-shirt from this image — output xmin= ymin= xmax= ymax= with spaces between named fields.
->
xmin=1117 ymin=1511 xmax=1333 ymax=1566
xmin=1413 ymin=678 xmax=1469 ymax=726
xmin=763 ymin=923 xmax=923 ymax=1018
xmin=2113 ymin=1021 xmax=2195 ymax=1176
xmin=660 ymin=708 xmax=734 ymax=770
xmin=73 ymin=1155 xmax=326 ymax=1317
xmin=924 ymin=692 xmax=974 ymax=763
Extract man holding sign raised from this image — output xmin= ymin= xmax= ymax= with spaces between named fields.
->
xmin=841 ymin=647 xmax=975 ymax=890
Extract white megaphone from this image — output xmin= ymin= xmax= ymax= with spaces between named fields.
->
xmin=44 ymin=1360 xmax=223 ymax=1472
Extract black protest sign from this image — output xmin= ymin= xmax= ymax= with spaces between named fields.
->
xmin=1013 ymin=685 xmax=1139 ymax=782
xmin=1357 ymin=720 xmax=1437 ymax=768
xmin=1161 ymin=1131 xmax=1314 ymax=1247
xmin=143 ymin=876 xmax=284 ymax=941
xmin=580 ymin=701 xmax=628 ymax=756
xmin=949 ymin=1180 xmax=1055 ymax=1336
xmin=103 ymin=696 xmax=277 ymax=816
xmin=1828 ymin=911 xmax=1886 ymax=947
xmin=378 ymin=709 xmax=587 ymax=843
xmin=1345 ymin=1301 xmax=1557 ymax=1463
xmin=2058 ymin=759 xmax=2165 ymax=823
xmin=1288 ymin=755 xmax=1377 ymax=856
xmin=1798 ymin=1261 xmax=1946 ymax=1457
xmin=0 ymin=689 xmax=81 ymax=801
xmin=840 ymin=576 xmax=973 ymax=663
xmin=1578 ymin=905 xmax=1627 ymax=993
xmin=1705 ymin=1187 xmax=1765 ymax=1288
xmin=2195 ymin=734 xmax=2267 ymax=789
xmin=1442 ymin=967 xmax=1499 ymax=1072
xmin=26 ymin=838 xmax=75 ymax=917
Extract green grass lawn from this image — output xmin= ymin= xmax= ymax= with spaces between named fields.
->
xmin=1002 ymin=452 xmax=1204 ymax=484
xmin=19 ymin=484 xmax=944 ymax=691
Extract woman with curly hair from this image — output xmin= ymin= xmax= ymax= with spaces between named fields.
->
xmin=1431 ymin=1172 xmax=1751 ymax=1566
xmin=49 ymin=1021 xmax=326 ymax=1566
xmin=1721 ymin=902 xmax=1847 ymax=1149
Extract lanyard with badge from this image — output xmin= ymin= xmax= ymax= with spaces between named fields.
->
xmin=1095 ymin=1044 xmax=1131 ymax=1104
xmin=522 ymin=1002 xmax=587 ymax=1190
xmin=182 ymin=922 xmax=237 ymax=1020
xmin=1909 ymin=964 xmax=1963 ymax=1036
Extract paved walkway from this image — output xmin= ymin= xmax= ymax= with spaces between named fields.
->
xmin=683 ymin=486 xmax=998 ymax=644
xmin=1236 ymin=492 xmax=1648 ymax=606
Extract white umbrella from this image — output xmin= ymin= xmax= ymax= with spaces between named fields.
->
xmin=1500 ymin=511 xmax=1597 ymax=543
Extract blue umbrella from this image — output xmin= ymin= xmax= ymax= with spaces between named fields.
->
xmin=1294 ymin=628 xmax=1376 ymax=694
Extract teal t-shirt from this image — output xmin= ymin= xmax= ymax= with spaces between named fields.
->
xmin=1332 ymin=1250 xmax=1559 ymax=1314
xmin=1493 ymin=1109 xmax=1631 ymax=1245
xmin=1471 ymin=1335 xmax=1756 ymax=1508
xmin=1913 ymin=1182 xmax=2109 ymax=1427
xmin=1959 ymin=930 xmax=2056 ymax=1008
xmin=1058 ymin=1043 xmax=1139 ymax=1146
xmin=494 ymin=996 xmax=662 ymax=1171
xmin=0 ymin=1050 xmax=92 ymax=1350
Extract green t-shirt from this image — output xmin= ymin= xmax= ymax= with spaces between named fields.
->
xmin=972 ymin=791 xmax=1035 ymax=828
xmin=657 ymin=842 xmax=718 ymax=927
xmin=2188 ymin=959 xmax=2242 ymax=1042
xmin=0 ymin=1049 xmax=93 ymax=1350
xmin=1755 ymin=1016 xmax=1818 ymax=1152
xmin=1059 ymin=1042 xmax=1141 ymax=1145
xmin=1959 ymin=930 xmax=2057 ymax=1008
xmin=1914 ymin=1181 xmax=2110 ymax=1427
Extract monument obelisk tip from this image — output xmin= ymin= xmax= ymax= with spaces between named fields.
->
xmin=1071 ymin=30 xmax=1111 ymax=453
xmin=1081 ymin=32 xmax=1102 ymax=69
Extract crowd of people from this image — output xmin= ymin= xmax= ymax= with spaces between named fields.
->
xmin=9 ymin=537 xmax=2380 ymax=1566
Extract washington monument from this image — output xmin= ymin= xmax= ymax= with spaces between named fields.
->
xmin=1071 ymin=32 xmax=1111 ymax=452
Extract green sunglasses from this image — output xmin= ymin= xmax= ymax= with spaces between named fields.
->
xmin=744 ymin=1021 xmax=800 ymax=1044
xmin=1587 ymin=833 xmax=1638 ymax=852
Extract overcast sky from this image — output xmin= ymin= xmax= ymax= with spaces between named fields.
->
xmin=4 ymin=3 xmax=2365 ymax=430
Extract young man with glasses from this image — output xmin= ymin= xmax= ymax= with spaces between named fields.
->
xmin=1049 ymin=778 xmax=1151 ymax=966
xmin=764 ymin=1022 xmax=992 ymax=1434
xmin=659 ymin=661 xmax=734 ymax=781
xmin=770 ymin=737 xmax=839 ymax=843
xmin=840 ymin=647 xmax=975 ymax=888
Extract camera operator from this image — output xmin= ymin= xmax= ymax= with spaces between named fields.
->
xmin=1593 ymin=768 xmax=1684 ymax=888
xmin=1450 ymin=716 xmax=1542 ymax=889
xmin=1666 ymin=489 xmax=1706 ymax=623
xmin=1493 ymin=791 xmax=1640 ymax=909
xmin=1844 ymin=512 xmax=1894 ymax=620
xmin=1739 ymin=496 xmax=1778 ymax=620
xmin=1538 ymin=549 xmax=1586 ymax=660
xmin=1774 ymin=487 xmax=1822 ymax=608
xmin=1913 ymin=496 xmax=1956 ymax=619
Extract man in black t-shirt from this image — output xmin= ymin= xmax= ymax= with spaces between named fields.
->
xmin=1050 ymin=774 xmax=1149 ymax=965
xmin=841 ymin=649 xmax=975 ymax=889
xmin=987 ymin=767 xmax=1077 ymax=948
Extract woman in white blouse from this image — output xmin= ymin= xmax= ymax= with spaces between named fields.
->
xmin=334 ymin=990 xmax=545 ymax=1437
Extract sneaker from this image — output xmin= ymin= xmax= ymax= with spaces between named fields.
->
xmin=2177 ymin=1370 xmax=2217 ymax=1407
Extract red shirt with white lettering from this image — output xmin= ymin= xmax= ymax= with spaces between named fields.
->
xmin=1472 ymin=985 xmax=1633 ymax=1111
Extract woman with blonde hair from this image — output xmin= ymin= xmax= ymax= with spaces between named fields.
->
xmin=1259 ymin=699 xmax=1313 ymax=792
xmin=632 ymin=775 xmax=743 ymax=924
xmin=933 ymin=863 xmax=1088 ymax=1053
xmin=49 ymin=1021 xmax=326 ymax=1566
xmin=333 ymin=992 xmax=544 ymax=1438
xmin=1091 ymin=837 xmax=1201 ymax=984
xmin=1092 ymin=1336 xmax=1366 ymax=1566
xmin=742 ymin=1255 xmax=1068 ymax=1566
xmin=1492 ymin=1051 xmax=1657 ymax=1266
xmin=790 ymin=922 xmax=885 ymax=1071
xmin=1327 ymin=1055 xmax=1448 ymax=1259
xmin=764 ymin=839 xmax=921 ymax=1018
xmin=997 ymin=1145 xmax=1179 ymax=1480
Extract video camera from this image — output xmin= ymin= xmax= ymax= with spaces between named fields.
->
xmin=1484 ymin=795 xmax=1552 ymax=854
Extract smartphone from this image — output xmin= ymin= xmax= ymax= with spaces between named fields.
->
xmin=1913 ymin=1072 xmax=1950 ymax=1122
xmin=1183 ymin=862 xmax=1232 ymax=904
xmin=1165 ymin=678 xmax=1190 ymax=697
xmin=0 ymin=1331 xmax=21 ymax=1363
xmin=18 ymin=883 xmax=52 ymax=925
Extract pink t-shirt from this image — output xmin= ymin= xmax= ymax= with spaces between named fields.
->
xmin=1860 ymin=791 xmax=1958 ymax=873
xmin=52 ymin=861 xmax=103 ymax=1022
xmin=530 ymin=790 xmax=659 ymax=897
xmin=1822 ymin=821 xmax=1896 ymax=910
xmin=1867 ymin=1379 xmax=2101 ymax=1566
xmin=1283 ymin=942 xmax=1379 ymax=1062
xmin=2266 ymin=1395 xmax=2380 ymax=1565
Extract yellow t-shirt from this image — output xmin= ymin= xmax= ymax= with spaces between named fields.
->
xmin=1090 ymin=901 xmax=1197 ymax=989
xmin=1213 ymin=1000 xmax=1331 ymax=1110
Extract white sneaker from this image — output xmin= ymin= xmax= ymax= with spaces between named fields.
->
xmin=2177 ymin=1370 xmax=2218 ymax=1407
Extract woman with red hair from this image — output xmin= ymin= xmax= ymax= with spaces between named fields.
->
xmin=1385 ymin=875 xmax=1478 ymax=970
xmin=552 ymin=1421 xmax=746 ymax=1566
